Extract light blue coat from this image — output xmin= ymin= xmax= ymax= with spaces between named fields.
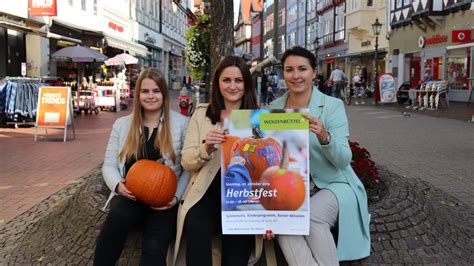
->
xmin=268 ymin=87 xmax=371 ymax=261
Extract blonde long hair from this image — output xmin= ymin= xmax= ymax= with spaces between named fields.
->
xmin=118 ymin=68 xmax=176 ymax=163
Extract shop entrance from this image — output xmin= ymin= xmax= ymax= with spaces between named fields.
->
xmin=409 ymin=56 xmax=421 ymax=87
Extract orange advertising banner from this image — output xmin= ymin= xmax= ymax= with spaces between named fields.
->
xmin=36 ymin=87 xmax=70 ymax=127
xmin=28 ymin=0 xmax=57 ymax=16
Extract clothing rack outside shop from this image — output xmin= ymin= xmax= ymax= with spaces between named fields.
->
xmin=0 ymin=76 xmax=61 ymax=128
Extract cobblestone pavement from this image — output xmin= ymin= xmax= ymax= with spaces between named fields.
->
xmin=0 ymin=165 xmax=472 ymax=265
xmin=346 ymin=104 xmax=474 ymax=207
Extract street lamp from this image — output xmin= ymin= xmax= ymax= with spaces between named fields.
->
xmin=372 ymin=18 xmax=382 ymax=104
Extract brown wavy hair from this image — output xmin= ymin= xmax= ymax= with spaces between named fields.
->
xmin=206 ymin=56 xmax=258 ymax=124
xmin=118 ymin=68 xmax=176 ymax=163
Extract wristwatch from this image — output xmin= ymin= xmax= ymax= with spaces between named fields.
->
xmin=320 ymin=131 xmax=331 ymax=145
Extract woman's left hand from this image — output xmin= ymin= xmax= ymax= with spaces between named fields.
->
xmin=302 ymin=113 xmax=330 ymax=144
xmin=151 ymin=196 xmax=178 ymax=211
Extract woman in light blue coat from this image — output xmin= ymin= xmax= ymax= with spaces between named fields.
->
xmin=268 ymin=46 xmax=370 ymax=265
xmin=94 ymin=68 xmax=189 ymax=265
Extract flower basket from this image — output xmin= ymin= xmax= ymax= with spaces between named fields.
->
xmin=349 ymin=141 xmax=385 ymax=203
xmin=185 ymin=14 xmax=211 ymax=80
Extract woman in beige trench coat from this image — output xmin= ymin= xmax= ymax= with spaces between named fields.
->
xmin=173 ymin=56 xmax=264 ymax=266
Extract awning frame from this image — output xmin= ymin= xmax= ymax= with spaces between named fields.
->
xmin=104 ymin=34 xmax=148 ymax=57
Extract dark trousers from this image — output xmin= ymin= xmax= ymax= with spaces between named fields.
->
xmin=94 ymin=195 xmax=178 ymax=266
xmin=184 ymin=174 xmax=254 ymax=266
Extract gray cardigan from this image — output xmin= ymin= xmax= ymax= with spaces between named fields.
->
xmin=102 ymin=111 xmax=190 ymax=209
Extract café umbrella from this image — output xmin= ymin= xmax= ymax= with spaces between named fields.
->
xmin=51 ymin=45 xmax=108 ymax=62
xmin=51 ymin=45 xmax=107 ymax=85
xmin=104 ymin=53 xmax=139 ymax=66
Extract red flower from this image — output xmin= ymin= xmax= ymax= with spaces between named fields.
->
xmin=349 ymin=141 xmax=380 ymax=188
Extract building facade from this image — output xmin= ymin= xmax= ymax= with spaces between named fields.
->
xmin=132 ymin=0 xmax=164 ymax=70
xmin=306 ymin=0 xmax=318 ymax=56
xmin=346 ymin=0 xmax=388 ymax=86
xmin=161 ymin=0 xmax=188 ymax=89
xmin=316 ymin=0 xmax=348 ymax=79
xmin=235 ymin=0 xmax=263 ymax=58
xmin=388 ymin=0 xmax=473 ymax=102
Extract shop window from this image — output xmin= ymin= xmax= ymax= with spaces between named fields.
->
xmin=396 ymin=0 xmax=402 ymax=8
xmin=447 ymin=53 xmax=469 ymax=90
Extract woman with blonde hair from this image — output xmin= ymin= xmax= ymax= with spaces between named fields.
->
xmin=94 ymin=68 xmax=189 ymax=266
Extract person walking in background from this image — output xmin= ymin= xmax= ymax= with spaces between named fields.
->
xmin=423 ymin=68 xmax=433 ymax=82
xmin=269 ymin=71 xmax=279 ymax=93
xmin=316 ymin=72 xmax=326 ymax=94
xmin=173 ymin=56 xmax=263 ymax=266
xmin=268 ymin=46 xmax=371 ymax=265
xmin=94 ymin=68 xmax=190 ymax=265
xmin=329 ymin=65 xmax=346 ymax=99
xmin=353 ymin=69 xmax=366 ymax=105
xmin=261 ymin=71 xmax=269 ymax=105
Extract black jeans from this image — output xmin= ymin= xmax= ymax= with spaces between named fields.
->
xmin=184 ymin=173 xmax=254 ymax=266
xmin=94 ymin=195 xmax=178 ymax=266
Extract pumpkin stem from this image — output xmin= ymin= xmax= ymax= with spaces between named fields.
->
xmin=251 ymin=125 xmax=263 ymax=138
xmin=281 ymin=141 xmax=288 ymax=169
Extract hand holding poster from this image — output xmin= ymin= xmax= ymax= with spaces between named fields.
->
xmin=220 ymin=109 xmax=310 ymax=235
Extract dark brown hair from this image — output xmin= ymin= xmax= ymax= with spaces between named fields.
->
xmin=206 ymin=56 xmax=258 ymax=124
xmin=281 ymin=46 xmax=316 ymax=70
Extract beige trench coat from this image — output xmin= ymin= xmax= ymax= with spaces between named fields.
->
xmin=172 ymin=104 xmax=263 ymax=265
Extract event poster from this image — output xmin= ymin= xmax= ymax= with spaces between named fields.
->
xmin=220 ymin=109 xmax=310 ymax=235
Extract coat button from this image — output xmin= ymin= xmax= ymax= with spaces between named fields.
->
xmin=180 ymin=200 xmax=184 ymax=205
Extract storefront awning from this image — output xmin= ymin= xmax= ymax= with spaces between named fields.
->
xmin=447 ymin=42 xmax=474 ymax=50
xmin=346 ymin=49 xmax=387 ymax=59
xmin=104 ymin=35 xmax=148 ymax=57
xmin=32 ymin=29 xmax=82 ymax=45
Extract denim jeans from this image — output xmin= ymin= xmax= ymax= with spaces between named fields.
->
xmin=331 ymin=81 xmax=345 ymax=99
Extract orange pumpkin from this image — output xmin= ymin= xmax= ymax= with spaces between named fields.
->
xmin=259 ymin=167 xmax=306 ymax=211
xmin=259 ymin=141 xmax=306 ymax=210
xmin=230 ymin=127 xmax=284 ymax=185
xmin=125 ymin=159 xmax=177 ymax=207
xmin=221 ymin=135 xmax=240 ymax=172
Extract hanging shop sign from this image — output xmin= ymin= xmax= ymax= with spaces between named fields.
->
xmin=35 ymin=86 xmax=75 ymax=142
xmin=452 ymin=30 xmax=472 ymax=43
xmin=325 ymin=55 xmax=334 ymax=64
xmin=28 ymin=0 xmax=57 ymax=16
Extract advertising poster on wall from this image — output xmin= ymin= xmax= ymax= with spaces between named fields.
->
xmin=220 ymin=109 xmax=310 ymax=235
xmin=378 ymin=73 xmax=397 ymax=103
